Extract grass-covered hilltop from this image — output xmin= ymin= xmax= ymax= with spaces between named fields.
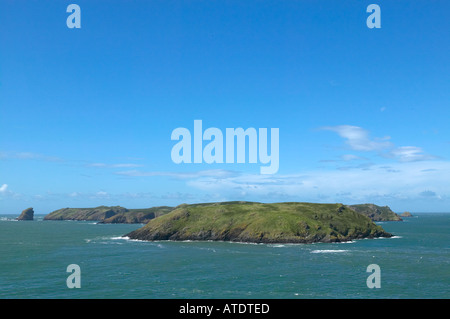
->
xmin=43 ymin=205 xmax=173 ymax=223
xmin=125 ymin=201 xmax=392 ymax=244
xmin=42 ymin=202 xmax=401 ymax=224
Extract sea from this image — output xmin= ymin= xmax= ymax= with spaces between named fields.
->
xmin=0 ymin=213 xmax=449 ymax=299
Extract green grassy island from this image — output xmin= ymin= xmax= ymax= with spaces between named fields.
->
xmin=43 ymin=205 xmax=172 ymax=223
xmin=125 ymin=201 xmax=392 ymax=244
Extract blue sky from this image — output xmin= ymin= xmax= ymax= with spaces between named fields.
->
xmin=1 ymin=0 xmax=449 ymax=213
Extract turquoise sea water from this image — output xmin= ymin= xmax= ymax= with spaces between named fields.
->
xmin=0 ymin=213 xmax=449 ymax=299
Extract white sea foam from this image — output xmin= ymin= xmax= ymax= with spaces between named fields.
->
xmin=310 ymin=249 xmax=349 ymax=254
xmin=228 ymin=241 xmax=262 ymax=245
xmin=198 ymin=247 xmax=217 ymax=252
xmin=85 ymin=236 xmax=128 ymax=244
xmin=338 ymin=240 xmax=356 ymax=244
xmin=119 ymin=236 xmax=162 ymax=244
xmin=110 ymin=236 xmax=127 ymax=240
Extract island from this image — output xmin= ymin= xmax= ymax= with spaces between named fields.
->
xmin=125 ymin=201 xmax=392 ymax=244
xmin=400 ymin=211 xmax=413 ymax=217
xmin=17 ymin=207 xmax=34 ymax=221
xmin=43 ymin=205 xmax=173 ymax=223
xmin=347 ymin=204 xmax=402 ymax=221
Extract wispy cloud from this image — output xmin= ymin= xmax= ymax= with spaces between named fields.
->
xmin=341 ymin=154 xmax=368 ymax=161
xmin=387 ymin=146 xmax=436 ymax=162
xmin=93 ymin=191 xmax=109 ymax=199
xmin=87 ymin=163 xmax=144 ymax=168
xmin=183 ymin=161 xmax=450 ymax=205
xmin=321 ymin=125 xmax=435 ymax=163
xmin=4 ymin=162 xmax=450 ymax=212
xmin=115 ymin=169 xmax=239 ymax=179
xmin=321 ymin=125 xmax=393 ymax=152
xmin=319 ymin=154 xmax=369 ymax=163
xmin=107 ymin=160 xmax=450 ymax=207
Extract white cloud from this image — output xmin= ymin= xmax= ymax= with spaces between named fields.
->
xmin=388 ymin=146 xmax=436 ymax=162
xmin=321 ymin=125 xmax=392 ymax=151
xmin=0 ymin=184 xmax=8 ymax=193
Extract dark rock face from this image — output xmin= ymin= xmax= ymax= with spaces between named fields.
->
xmin=17 ymin=207 xmax=34 ymax=221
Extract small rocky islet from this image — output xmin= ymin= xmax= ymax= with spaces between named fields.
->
xmin=400 ymin=211 xmax=413 ymax=217
xmin=16 ymin=207 xmax=34 ymax=221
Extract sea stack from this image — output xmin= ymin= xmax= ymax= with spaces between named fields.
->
xmin=17 ymin=207 xmax=34 ymax=221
